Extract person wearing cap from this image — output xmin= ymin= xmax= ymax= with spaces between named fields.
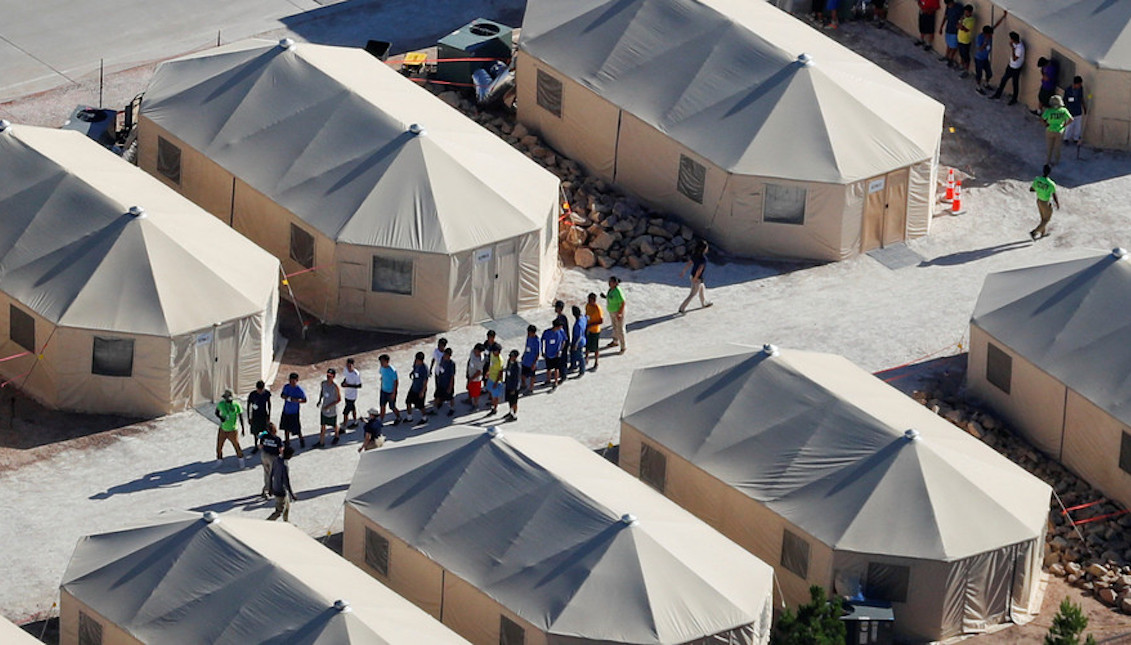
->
xmin=266 ymin=445 xmax=297 ymax=522
xmin=434 ymin=347 xmax=457 ymax=417
xmin=502 ymin=349 xmax=522 ymax=422
xmin=378 ymin=354 xmax=403 ymax=425
xmin=247 ymin=380 xmax=271 ymax=454
xmin=602 ymin=276 xmax=627 ymax=353
xmin=678 ymin=240 xmax=713 ymax=314
xmin=465 ymin=344 xmax=485 ymax=410
xmin=541 ymin=317 xmax=567 ymax=391
xmin=259 ymin=422 xmax=284 ymax=497
xmin=341 ymin=358 xmax=362 ymax=429
xmin=279 ymin=372 xmax=307 ymax=449
xmin=214 ymin=389 xmax=246 ymax=468
xmin=314 ymin=368 xmax=342 ymax=448
xmin=1041 ymin=94 xmax=1073 ymax=166
xmin=359 ymin=408 xmax=385 ymax=452
xmin=405 ymin=352 xmax=430 ymax=426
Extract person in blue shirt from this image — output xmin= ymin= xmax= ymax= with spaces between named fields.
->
xmin=541 ymin=318 xmax=567 ymax=391
xmin=570 ymin=305 xmax=588 ymax=377
xmin=279 ymin=372 xmax=307 ymax=449
xmin=378 ymin=354 xmax=403 ymax=425
xmin=521 ymin=324 xmax=540 ymax=394
xmin=405 ymin=352 xmax=430 ymax=426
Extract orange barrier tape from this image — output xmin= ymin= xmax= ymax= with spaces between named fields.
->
xmin=0 ymin=350 xmax=31 ymax=364
xmin=876 ymin=342 xmax=962 ymax=382
xmin=389 ymin=56 xmax=507 ymax=65
xmin=1062 ymin=500 xmax=1105 ymax=514
xmin=284 ymin=265 xmax=322 ymax=279
xmin=1070 ymin=509 xmax=1131 ymax=526
xmin=407 ymin=77 xmax=477 ymax=88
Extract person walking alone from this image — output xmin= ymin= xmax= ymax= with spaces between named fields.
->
xmin=266 ymin=446 xmax=297 ymax=522
xmin=603 ymin=276 xmax=627 ymax=354
xmin=1029 ymin=164 xmax=1059 ymax=241
xmin=679 ymin=241 xmax=713 ymax=314
xmin=214 ymin=389 xmax=246 ymax=468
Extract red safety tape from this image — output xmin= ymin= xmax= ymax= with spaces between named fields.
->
xmin=0 ymin=329 xmax=56 ymax=389
xmin=0 ymin=350 xmax=31 ymax=364
xmin=284 ymin=265 xmax=322 ymax=279
xmin=389 ymin=56 xmax=508 ymax=65
xmin=1062 ymin=500 xmax=1105 ymax=514
xmin=876 ymin=342 xmax=961 ymax=382
xmin=406 ymin=77 xmax=477 ymax=88
xmin=0 ymin=366 xmax=36 ymax=389
xmin=1070 ymin=509 xmax=1131 ymax=526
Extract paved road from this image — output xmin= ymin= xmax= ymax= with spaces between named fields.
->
xmin=0 ymin=0 xmax=334 ymax=102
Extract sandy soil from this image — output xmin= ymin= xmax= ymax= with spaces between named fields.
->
xmin=1 ymin=4 xmax=1130 ymax=643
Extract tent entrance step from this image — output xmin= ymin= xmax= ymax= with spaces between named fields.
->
xmin=866 ymin=243 xmax=923 ymax=270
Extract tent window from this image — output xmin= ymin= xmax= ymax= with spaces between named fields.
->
xmin=986 ymin=342 xmax=1012 ymax=394
xmin=639 ymin=442 xmax=667 ymax=493
xmin=92 ymin=337 xmax=134 ymax=377
xmin=677 ymin=155 xmax=706 ymax=204
xmin=289 ymin=224 xmax=315 ymax=270
xmin=864 ymin=562 xmax=910 ymax=603
xmin=1119 ymin=432 xmax=1131 ymax=476
xmin=156 ymin=136 xmax=181 ymax=185
xmin=371 ymin=256 xmax=413 ymax=295
xmin=9 ymin=305 xmax=35 ymax=352
xmin=764 ymin=184 xmax=807 ymax=225
xmin=78 ymin=611 xmax=103 ymax=645
xmin=500 ymin=615 xmax=525 ymax=645
xmin=1050 ymin=50 xmax=1074 ymax=91
xmin=364 ymin=527 xmax=390 ymax=576
xmin=536 ymin=70 xmax=563 ymax=117
xmin=781 ymin=529 xmax=810 ymax=579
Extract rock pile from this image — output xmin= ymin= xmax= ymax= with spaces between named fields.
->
xmin=434 ymin=91 xmax=704 ymax=270
xmin=911 ymin=387 xmax=1131 ymax=615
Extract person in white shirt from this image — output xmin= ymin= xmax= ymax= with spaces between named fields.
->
xmin=990 ymin=31 xmax=1025 ymax=105
xmin=341 ymin=357 xmax=362 ymax=428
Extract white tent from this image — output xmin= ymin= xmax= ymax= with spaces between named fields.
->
xmin=0 ymin=617 xmax=39 ymax=644
xmin=969 ymin=248 xmax=1131 ymax=508
xmin=344 ymin=426 xmax=775 ymax=645
xmin=139 ymin=39 xmax=561 ymax=332
xmin=0 ymin=123 xmax=279 ymax=416
xmin=59 ymin=512 xmax=470 ymax=645
xmin=517 ymin=0 xmax=944 ymax=261
xmin=619 ymin=345 xmax=1051 ymax=642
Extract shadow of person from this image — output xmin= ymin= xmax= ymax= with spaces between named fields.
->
xmin=918 ymin=240 xmax=1031 ymax=267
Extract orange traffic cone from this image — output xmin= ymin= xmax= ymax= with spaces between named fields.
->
xmin=951 ymin=179 xmax=964 ymax=214
xmin=943 ymin=168 xmax=955 ymax=203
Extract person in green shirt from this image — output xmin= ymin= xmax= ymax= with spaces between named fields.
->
xmin=1041 ymin=95 xmax=1074 ymax=166
xmin=1029 ymin=164 xmax=1060 ymax=241
xmin=603 ymin=276 xmax=627 ymax=354
xmin=215 ymin=389 xmax=246 ymax=468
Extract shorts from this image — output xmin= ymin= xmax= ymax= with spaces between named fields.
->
xmin=505 ymin=390 xmax=519 ymax=406
xmin=958 ymin=42 xmax=971 ymax=64
xmin=945 ymin=33 xmax=958 ymax=49
xmin=342 ymin=399 xmax=357 ymax=418
xmin=547 ymin=355 xmax=565 ymax=371
xmin=918 ymin=11 xmax=935 ymax=35
xmin=250 ymin=415 xmax=268 ymax=434
xmin=279 ymin=412 xmax=301 ymax=433
xmin=586 ymin=332 xmax=601 ymax=350
xmin=467 ymin=380 xmax=482 ymax=397
xmin=435 ymin=386 xmax=453 ymax=402
xmin=406 ymin=389 xmax=425 ymax=408
xmin=380 ymin=390 xmax=395 ymax=407
xmin=521 ymin=364 xmax=535 ymax=378
xmin=364 ymin=424 xmax=383 ymax=440
xmin=487 ymin=380 xmax=504 ymax=399
xmin=320 ymin=413 xmax=337 ymax=427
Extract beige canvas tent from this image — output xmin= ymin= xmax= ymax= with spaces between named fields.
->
xmin=619 ymin=345 xmax=1052 ymax=642
xmin=969 ymin=248 xmax=1131 ymax=509
xmin=0 ymin=123 xmax=279 ymax=417
xmin=0 ymin=617 xmax=40 ymax=644
xmin=139 ymin=39 xmax=560 ymax=333
xmin=344 ymin=426 xmax=775 ymax=645
xmin=887 ymin=0 xmax=1131 ymax=148
xmin=517 ymin=0 xmax=944 ymax=261
xmin=59 ymin=511 xmax=470 ymax=645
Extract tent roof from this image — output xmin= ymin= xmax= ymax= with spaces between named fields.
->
xmin=346 ymin=427 xmax=773 ymax=644
xmin=994 ymin=0 xmax=1131 ymax=71
xmin=519 ymin=0 xmax=943 ymax=183
xmin=0 ymin=125 xmax=278 ymax=337
xmin=972 ymin=249 xmax=1131 ymax=428
xmin=142 ymin=40 xmax=559 ymax=254
xmin=621 ymin=346 xmax=1050 ymax=561
xmin=60 ymin=512 xmax=469 ymax=644
xmin=0 ymin=617 xmax=39 ymax=644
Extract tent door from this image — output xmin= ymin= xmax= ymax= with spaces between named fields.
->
xmin=490 ymin=239 xmax=518 ymax=319
xmin=192 ymin=329 xmax=214 ymax=404
xmin=213 ymin=321 xmax=240 ymax=397
xmin=959 ymin=549 xmax=1013 ymax=634
xmin=470 ymin=247 xmax=494 ymax=324
xmin=861 ymin=169 xmax=910 ymax=252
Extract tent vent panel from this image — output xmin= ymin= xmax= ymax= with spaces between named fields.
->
xmin=781 ymin=529 xmax=810 ymax=579
xmin=985 ymin=343 xmax=1012 ymax=395
xmin=864 ymin=562 xmax=910 ymax=603
xmin=536 ymin=69 xmax=563 ymax=118
xmin=763 ymin=184 xmax=807 ymax=225
xmin=500 ymin=615 xmax=525 ymax=645
xmin=9 ymin=304 xmax=35 ymax=352
xmin=92 ymin=337 xmax=134 ymax=377
xmin=156 ymin=136 xmax=181 ymax=185
xmin=289 ymin=224 xmax=315 ymax=270
xmin=1120 ymin=432 xmax=1131 ymax=476
xmin=639 ymin=442 xmax=667 ymax=493
xmin=371 ymin=256 xmax=413 ymax=295
xmin=78 ymin=611 xmax=103 ymax=645
xmin=364 ymin=526 xmax=390 ymax=576
xmin=677 ymin=154 xmax=706 ymax=205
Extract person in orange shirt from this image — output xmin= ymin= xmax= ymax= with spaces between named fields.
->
xmin=584 ymin=292 xmax=603 ymax=369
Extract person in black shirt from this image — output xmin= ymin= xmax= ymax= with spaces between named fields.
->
xmin=258 ymin=422 xmax=284 ymax=497
xmin=434 ymin=348 xmax=457 ymax=417
xmin=358 ymin=408 xmax=385 ymax=452
xmin=678 ymin=241 xmax=713 ymax=313
xmin=247 ymin=381 xmax=271 ymax=454
xmin=502 ymin=350 xmax=521 ymax=422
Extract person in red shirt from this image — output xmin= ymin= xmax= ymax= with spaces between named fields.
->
xmin=917 ymin=0 xmax=940 ymax=51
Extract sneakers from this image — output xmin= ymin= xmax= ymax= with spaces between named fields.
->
xmin=392 ymin=417 xmax=403 ymax=426
xmin=976 ymin=87 xmax=986 ymax=95
xmin=1029 ymin=231 xmax=1038 ymax=242
xmin=331 ymin=436 xmax=340 ymax=445
xmin=415 ymin=416 xmax=428 ymax=426
xmin=959 ymin=71 xmax=969 ymax=79
xmin=1007 ymin=98 xmax=1018 ymax=105
xmin=988 ymin=93 xmax=1001 ymax=100
xmin=298 ymin=436 xmax=306 ymax=448
xmin=703 ymin=302 xmax=714 ymax=309
xmin=502 ymin=413 xmax=516 ymax=422
xmin=312 ymin=441 xmax=324 ymax=448
xmin=250 ymin=446 xmax=259 ymax=455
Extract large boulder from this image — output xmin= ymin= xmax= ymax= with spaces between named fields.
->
xmin=588 ymin=228 xmax=616 ymax=252
xmin=574 ymin=247 xmax=597 ymax=269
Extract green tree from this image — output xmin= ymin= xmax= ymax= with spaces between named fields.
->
xmin=1045 ymin=597 xmax=1096 ymax=645
xmin=771 ymin=585 xmax=847 ymax=645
